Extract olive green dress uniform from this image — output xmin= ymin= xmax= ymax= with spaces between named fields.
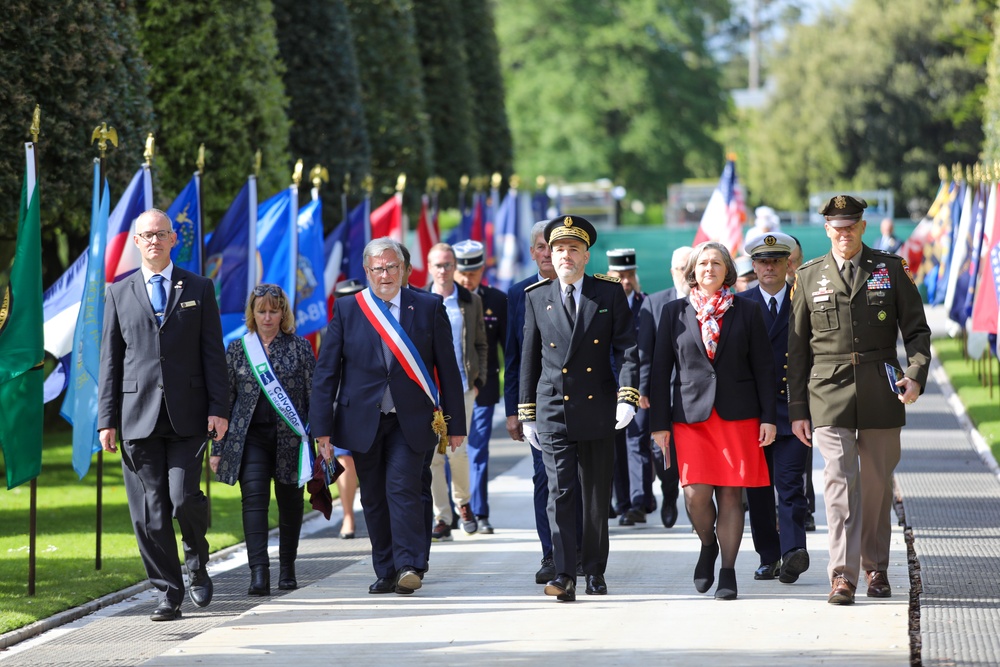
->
xmin=788 ymin=224 xmax=930 ymax=591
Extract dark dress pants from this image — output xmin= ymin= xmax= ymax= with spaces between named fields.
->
xmin=530 ymin=445 xmax=553 ymax=558
xmin=613 ymin=407 xmax=649 ymax=513
xmin=120 ymin=409 xmax=209 ymax=605
xmin=747 ymin=434 xmax=810 ymax=562
xmin=746 ymin=442 xmax=781 ymax=565
xmin=354 ymin=413 xmax=428 ymax=579
xmin=539 ymin=432 xmax=614 ymax=579
xmin=239 ymin=425 xmax=304 ymax=569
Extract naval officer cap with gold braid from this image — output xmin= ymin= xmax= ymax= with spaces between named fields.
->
xmin=544 ymin=215 xmax=598 ymax=248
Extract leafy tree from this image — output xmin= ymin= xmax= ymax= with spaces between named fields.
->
xmin=138 ymin=0 xmax=291 ymax=226
xmin=746 ymin=0 xmax=990 ymax=215
xmin=344 ymin=0 xmax=433 ymax=204
xmin=272 ymin=0 xmax=371 ymax=225
xmin=981 ymin=6 xmax=1000 ymax=163
xmin=0 ymin=0 xmax=153 ymax=282
xmin=413 ymin=0 xmax=480 ymax=207
xmin=494 ymin=0 xmax=728 ymax=203
xmin=460 ymin=0 xmax=513 ymax=181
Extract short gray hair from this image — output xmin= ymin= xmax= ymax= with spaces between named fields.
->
xmin=529 ymin=220 xmax=548 ymax=246
xmin=671 ymin=245 xmax=693 ymax=269
xmin=685 ymin=241 xmax=738 ymax=290
xmin=364 ymin=238 xmax=404 ymax=267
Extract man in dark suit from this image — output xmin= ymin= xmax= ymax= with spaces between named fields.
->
xmin=637 ymin=245 xmax=691 ymax=528
xmin=453 ymin=240 xmax=507 ymax=534
xmin=504 ymin=220 xmax=562 ymax=584
xmin=98 ymin=209 xmax=229 ymax=622
xmin=606 ymin=248 xmax=649 ymax=526
xmin=519 ymin=215 xmax=639 ymax=602
xmin=873 ymin=218 xmax=902 ymax=254
xmin=737 ymin=231 xmax=811 ymax=585
xmin=311 ymin=238 xmax=466 ymax=596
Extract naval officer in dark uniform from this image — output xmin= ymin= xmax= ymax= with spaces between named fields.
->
xmin=788 ymin=195 xmax=931 ymax=605
xmin=519 ymin=215 xmax=639 ymax=602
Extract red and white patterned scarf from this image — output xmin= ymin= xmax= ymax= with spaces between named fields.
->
xmin=688 ymin=288 xmax=734 ymax=361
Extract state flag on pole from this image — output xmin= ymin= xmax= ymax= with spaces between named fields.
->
xmin=205 ymin=177 xmax=258 ymax=344
xmin=257 ymin=186 xmax=299 ymax=305
xmin=0 ymin=143 xmax=44 ymax=489
xmin=295 ymin=197 xmax=327 ymax=337
xmin=41 ymin=251 xmax=86 ymax=402
xmin=494 ymin=188 xmax=521 ymax=292
xmin=168 ymin=174 xmax=202 ymax=275
xmin=61 ymin=160 xmax=110 ymax=479
xmin=972 ymin=181 xmax=1000 ymax=334
xmin=693 ymin=156 xmax=746 ymax=256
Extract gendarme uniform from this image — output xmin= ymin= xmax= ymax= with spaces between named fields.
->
xmin=787 ymin=194 xmax=931 ymax=603
xmin=518 ymin=215 xmax=639 ymax=599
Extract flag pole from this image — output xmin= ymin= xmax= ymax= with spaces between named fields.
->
xmin=196 ymin=144 xmax=213 ymax=526
xmin=91 ymin=121 xmax=118 ymax=571
xmin=27 ymin=108 xmax=40 ymax=595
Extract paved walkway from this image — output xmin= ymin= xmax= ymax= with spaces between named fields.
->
xmin=1 ymin=305 xmax=997 ymax=666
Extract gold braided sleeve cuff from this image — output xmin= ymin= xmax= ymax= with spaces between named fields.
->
xmin=617 ymin=386 xmax=640 ymax=408
xmin=517 ymin=403 xmax=536 ymax=422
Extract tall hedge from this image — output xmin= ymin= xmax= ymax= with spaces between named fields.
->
xmin=273 ymin=0 xmax=371 ymax=226
xmin=344 ymin=0 xmax=433 ymax=206
xmin=460 ymin=0 xmax=513 ymax=180
xmin=138 ymin=0 xmax=291 ymax=226
xmin=0 ymin=0 xmax=153 ymax=283
xmin=413 ymin=0 xmax=479 ymax=208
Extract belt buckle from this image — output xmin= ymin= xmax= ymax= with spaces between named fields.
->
xmin=850 ymin=352 xmax=861 ymax=365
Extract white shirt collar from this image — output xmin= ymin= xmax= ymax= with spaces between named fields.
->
xmin=757 ymin=282 xmax=787 ymax=306
xmin=141 ymin=262 xmax=174 ymax=284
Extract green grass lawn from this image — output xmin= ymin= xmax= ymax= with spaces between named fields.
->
xmin=933 ymin=336 xmax=1000 ymax=462
xmin=0 ymin=424 xmax=320 ymax=635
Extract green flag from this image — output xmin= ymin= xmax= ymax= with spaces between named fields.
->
xmin=0 ymin=143 xmax=43 ymax=489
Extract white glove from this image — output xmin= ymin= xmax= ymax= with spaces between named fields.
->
xmin=615 ymin=403 xmax=636 ymax=430
xmin=522 ymin=421 xmax=541 ymax=450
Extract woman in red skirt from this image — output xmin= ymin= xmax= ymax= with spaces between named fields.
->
xmin=649 ymin=241 xmax=776 ymax=600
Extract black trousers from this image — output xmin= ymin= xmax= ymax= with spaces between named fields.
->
xmin=120 ymin=410 xmax=209 ymax=605
xmin=239 ymin=425 xmax=304 ymax=569
xmin=539 ymin=432 xmax=614 ymax=579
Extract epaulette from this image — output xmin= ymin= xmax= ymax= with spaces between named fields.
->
xmin=524 ymin=278 xmax=551 ymax=293
xmin=798 ymin=256 xmax=824 ymax=270
xmin=872 ymin=249 xmax=901 ymax=259
xmin=594 ymin=273 xmax=621 ymax=283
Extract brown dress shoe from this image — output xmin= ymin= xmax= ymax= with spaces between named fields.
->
xmin=866 ymin=570 xmax=892 ymax=598
xmin=828 ymin=575 xmax=856 ymax=605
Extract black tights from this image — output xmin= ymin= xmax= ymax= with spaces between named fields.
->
xmin=685 ymin=484 xmax=744 ymax=568
xmin=240 ymin=427 xmax=303 ymax=569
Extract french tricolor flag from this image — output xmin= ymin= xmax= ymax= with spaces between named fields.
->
xmin=104 ymin=165 xmax=152 ymax=283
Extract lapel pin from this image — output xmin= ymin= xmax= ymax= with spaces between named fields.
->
xmin=174 ymin=280 xmax=184 ymax=290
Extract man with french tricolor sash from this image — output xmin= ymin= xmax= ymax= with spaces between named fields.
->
xmin=310 ymin=238 xmax=466 ymax=596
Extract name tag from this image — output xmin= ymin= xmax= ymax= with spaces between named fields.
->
xmin=180 ymin=300 xmax=198 ymax=309
xmin=813 ymin=295 xmax=830 ymax=303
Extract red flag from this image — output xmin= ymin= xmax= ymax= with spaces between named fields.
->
xmin=410 ymin=194 xmax=438 ymax=289
xmin=971 ymin=182 xmax=999 ymax=333
xmin=371 ymin=193 xmax=403 ymax=241
xmin=693 ymin=157 xmax=745 ymax=256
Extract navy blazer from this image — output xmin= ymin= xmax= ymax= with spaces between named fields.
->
xmin=475 ymin=283 xmax=507 ymax=406
xmin=503 ymin=273 xmax=539 ymax=418
xmin=98 ymin=266 xmax=228 ymax=440
xmin=648 ymin=295 xmax=776 ymax=433
xmin=736 ymin=285 xmax=793 ymax=436
xmin=309 ymin=287 xmax=466 ymax=454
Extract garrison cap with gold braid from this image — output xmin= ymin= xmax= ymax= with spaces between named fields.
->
xmin=545 ymin=215 xmax=597 ymax=248
xmin=820 ymin=194 xmax=868 ymax=227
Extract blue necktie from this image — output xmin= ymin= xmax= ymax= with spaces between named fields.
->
xmin=150 ymin=274 xmax=166 ymax=325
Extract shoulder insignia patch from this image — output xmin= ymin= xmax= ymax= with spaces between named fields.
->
xmin=595 ymin=273 xmax=621 ymax=283
xmin=798 ymin=256 xmax=824 ymax=270
xmin=900 ymin=258 xmax=915 ymax=284
xmin=524 ymin=278 xmax=552 ymax=293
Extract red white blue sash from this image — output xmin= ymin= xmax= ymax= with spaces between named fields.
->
xmin=356 ymin=287 xmax=440 ymax=407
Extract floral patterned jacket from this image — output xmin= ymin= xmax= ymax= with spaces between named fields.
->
xmin=211 ymin=332 xmax=316 ymax=485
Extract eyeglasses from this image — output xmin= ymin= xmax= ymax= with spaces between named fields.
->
xmin=367 ymin=263 xmax=401 ymax=276
xmin=253 ymin=284 xmax=283 ymax=298
xmin=137 ymin=230 xmax=173 ymax=243
xmin=431 ymin=262 xmax=455 ymax=272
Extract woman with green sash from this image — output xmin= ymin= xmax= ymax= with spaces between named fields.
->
xmin=210 ymin=284 xmax=316 ymax=595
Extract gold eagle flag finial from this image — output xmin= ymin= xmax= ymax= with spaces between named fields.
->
xmin=30 ymin=105 xmax=40 ymax=144
xmin=491 ymin=172 xmax=502 ymax=189
xmin=254 ymin=149 xmax=262 ymax=177
xmin=197 ymin=144 xmax=206 ymax=174
xmin=361 ymin=174 xmax=374 ymax=195
xmin=292 ymin=159 xmax=304 ymax=187
xmin=91 ymin=122 xmax=119 ymax=158
xmin=310 ymin=165 xmax=329 ymax=191
xmin=459 ymin=174 xmax=470 ymax=191
xmin=395 ymin=173 xmax=407 ymax=194
xmin=143 ymin=133 xmax=155 ymax=165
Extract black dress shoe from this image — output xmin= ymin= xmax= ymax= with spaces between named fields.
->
xmin=278 ymin=564 xmax=297 ymax=591
xmin=754 ymin=560 xmax=781 ymax=580
xmin=693 ymin=538 xmax=719 ymax=593
xmin=661 ymin=503 xmax=678 ymax=528
xmin=715 ymin=567 xmax=738 ymax=600
xmin=585 ymin=574 xmax=608 ymax=595
xmin=395 ymin=567 xmax=423 ymax=594
xmin=543 ymin=574 xmax=576 ymax=602
xmin=248 ymin=565 xmax=270 ymax=596
xmin=617 ymin=512 xmax=635 ymax=526
xmin=188 ymin=569 xmax=213 ymax=608
xmin=625 ymin=507 xmax=646 ymax=524
xmin=150 ymin=600 xmax=182 ymax=622
xmin=535 ymin=557 xmax=555 ymax=585
xmin=804 ymin=511 xmax=817 ymax=532
xmin=369 ymin=577 xmax=396 ymax=594
xmin=779 ymin=548 xmax=810 ymax=584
